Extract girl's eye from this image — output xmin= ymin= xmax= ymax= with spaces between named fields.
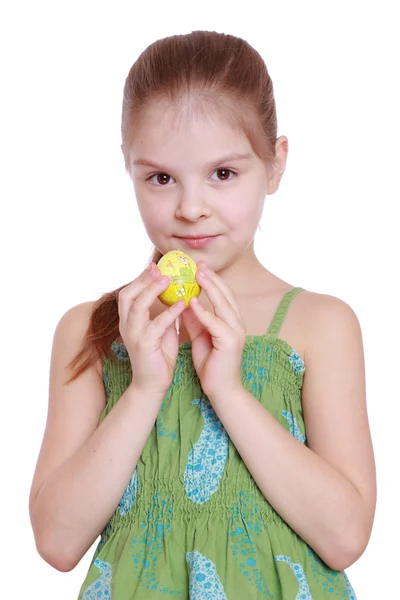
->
xmin=147 ymin=173 xmax=175 ymax=186
xmin=146 ymin=168 xmax=237 ymax=186
xmin=211 ymin=168 xmax=237 ymax=182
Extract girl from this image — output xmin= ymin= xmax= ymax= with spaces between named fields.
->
xmin=29 ymin=31 xmax=376 ymax=599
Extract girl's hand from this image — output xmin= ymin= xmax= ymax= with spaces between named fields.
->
xmin=181 ymin=261 xmax=246 ymax=399
xmin=118 ymin=263 xmax=186 ymax=397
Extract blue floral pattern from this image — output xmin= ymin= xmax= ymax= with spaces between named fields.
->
xmin=118 ymin=466 xmax=139 ymax=516
xmin=184 ymin=396 xmax=229 ymax=504
xmin=82 ymin=559 xmax=112 ymax=599
xmin=186 ymin=550 xmax=227 ymax=599
xmin=281 ymin=410 xmax=306 ymax=443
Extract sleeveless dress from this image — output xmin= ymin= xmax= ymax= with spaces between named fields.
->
xmin=78 ymin=286 xmax=357 ymax=599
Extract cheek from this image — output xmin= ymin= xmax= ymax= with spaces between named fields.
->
xmin=134 ymin=182 xmax=170 ymax=226
xmin=221 ymin=194 xmax=262 ymax=228
xmin=148 ymin=211 xmax=176 ymax=246
xmin=141 ymin=207 xmax=169 ymax=233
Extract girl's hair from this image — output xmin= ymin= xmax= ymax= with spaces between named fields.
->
xmin=65 ymin=30 xmax=279 ymax=385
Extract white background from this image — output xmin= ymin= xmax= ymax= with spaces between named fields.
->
xmin=1 ymin=1 xmax=399 ymax=598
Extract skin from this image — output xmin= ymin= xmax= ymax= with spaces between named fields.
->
xmin=121 ymin=100 xmax=376 ymax=570
xmin=29 ymin=99 xmax=375 ymax=575
xmin=126 ymin=100 xmax=290 ymax=303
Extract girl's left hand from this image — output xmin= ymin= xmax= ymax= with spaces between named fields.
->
xmin=180 ymin=260 xmax=246 ymax=399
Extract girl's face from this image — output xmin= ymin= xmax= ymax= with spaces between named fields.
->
xmin=127 ymin=101 xmax=285 ymax=272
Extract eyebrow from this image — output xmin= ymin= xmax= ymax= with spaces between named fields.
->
xmin=132 ymin=152 xmax=253 ymax=171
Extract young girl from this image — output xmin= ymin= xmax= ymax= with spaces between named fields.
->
xmin=29 ymin=31 xmax=376 ymax=599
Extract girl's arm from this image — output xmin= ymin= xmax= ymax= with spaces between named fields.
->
xmin=208 ymin=294 xmax=376 ymax=572
xmin=29 ymin=303 xmax=164 ymax=572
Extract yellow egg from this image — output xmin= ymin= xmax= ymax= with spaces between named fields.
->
xmin=157 ymin=250 xmax=201 ymax=308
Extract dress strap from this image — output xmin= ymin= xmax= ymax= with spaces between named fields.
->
xmin=267 ymin=287 xmax=306 ymax=337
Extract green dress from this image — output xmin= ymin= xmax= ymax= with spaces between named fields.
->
xmin=78 ymin=287 xmax=357 ymax=599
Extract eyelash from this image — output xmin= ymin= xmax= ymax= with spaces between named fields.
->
xmin=146 ymin=168 xmax=239 ymax=186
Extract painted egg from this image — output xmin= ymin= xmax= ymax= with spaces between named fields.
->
xmin=157 ymin=250 xmax=201 ymax=308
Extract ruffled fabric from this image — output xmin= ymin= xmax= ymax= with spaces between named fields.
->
xmin=78 ymin=288 xmax=357 ymax=599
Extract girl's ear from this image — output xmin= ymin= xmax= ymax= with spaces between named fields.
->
xmin=266 ymin=136 xmax=289 ymax=195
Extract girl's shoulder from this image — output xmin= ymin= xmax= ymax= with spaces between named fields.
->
xmin=276 ymin=287 xmax=360 ymax=367
xmin=296 ymin=289 xmax=360 ymax=332
xmin=293 ymin=289 xmax=363 ymax=370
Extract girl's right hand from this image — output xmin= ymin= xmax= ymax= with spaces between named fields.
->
xmin=117 ymin=262 xmax=186 ymax=397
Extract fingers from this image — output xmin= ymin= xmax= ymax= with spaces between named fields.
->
xmin=196 ymin=266 xmax=240 ymax=331
xmin=117 ymin=263 xmax=158 ymax=324
xmin=128 ymin=273 xmax=172 ymax=334
xmin=189 ymin=297 xmax=226 ymax=343
xmin=148 ymin=300 xmax=186 ymax=339
xmin=118 ymin=263 xmax=171 ymax=331
xmin=181 ymin=304 xmax=207 ymax=342
xmin=197 ymin=261 xmax=241 ymax=317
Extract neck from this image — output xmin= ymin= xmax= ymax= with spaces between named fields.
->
xmin=207 ymin=245 xmax=271 ymax=297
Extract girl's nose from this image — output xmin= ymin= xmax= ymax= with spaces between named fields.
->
xmin=175 ymin=194 xmax=211 ymax=221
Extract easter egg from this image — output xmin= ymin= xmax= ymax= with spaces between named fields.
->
xmin=157 ymin=250 xmax=201 ymax=308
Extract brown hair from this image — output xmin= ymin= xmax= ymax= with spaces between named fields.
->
xmin=65 ymin=30 xmax=279 ymax=384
